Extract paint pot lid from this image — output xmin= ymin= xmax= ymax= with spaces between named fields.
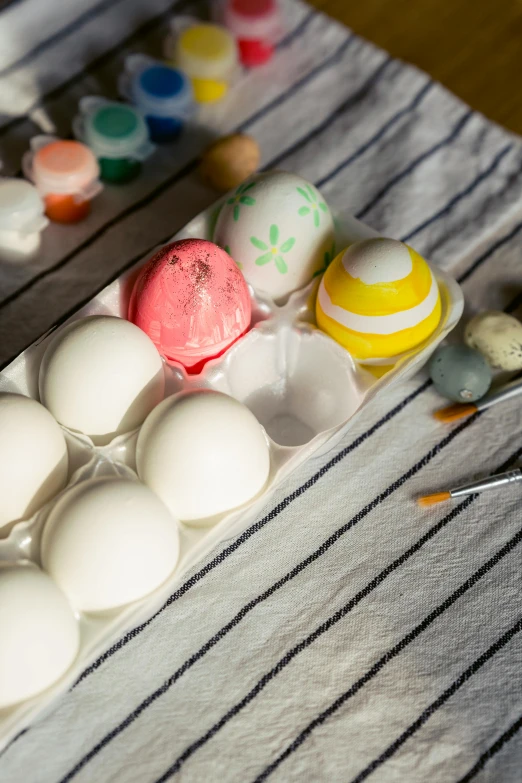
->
xmin=79 ymin=99 xmax=154 ymax=160
xmin=224 ymin=0 xmax=280 ymax=39
xmin=32 ymin=140 xmax=100 ymax=196
xmin=0 ymin=178 xmax=48 ymax=233
xmin=133 ymin=64 xmax=194 ymax=118
xmin=175 ymin=24 xmax=238 ymax=80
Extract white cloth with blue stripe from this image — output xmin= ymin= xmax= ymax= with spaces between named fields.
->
xmin=0 ymin=0 xmax=522 ymax=781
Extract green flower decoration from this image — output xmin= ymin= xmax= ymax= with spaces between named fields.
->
xmin=224 ymin=244 xmax=243 ymax=270
xmin=297 ymin=185 xmax=328 ymax=228
xmin=227 ymin=181 xmax=256 ymax=222
xmin=250 ymin=224 xmax=295 ymax=274
xmin=313 ymin=241 xmax=336 ymax=278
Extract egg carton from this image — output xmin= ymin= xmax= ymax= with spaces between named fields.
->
xmin=0 ymin=200 xmax=463 ymax=749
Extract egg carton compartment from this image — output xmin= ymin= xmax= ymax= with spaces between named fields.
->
xmin=0 ymin=197 xmax=463 ymax=749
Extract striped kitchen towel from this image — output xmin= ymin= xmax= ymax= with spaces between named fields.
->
xmin=0 ymin=0 xmax=522 ymax=781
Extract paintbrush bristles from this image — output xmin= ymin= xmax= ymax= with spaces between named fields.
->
xmin=433 ymin=403 xmax=478 ymax=423
xmin=417 ymin=491 xmax=451 ymax=507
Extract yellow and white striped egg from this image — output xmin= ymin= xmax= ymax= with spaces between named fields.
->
xmin=316 ymin=238 xmax=441 ymax=363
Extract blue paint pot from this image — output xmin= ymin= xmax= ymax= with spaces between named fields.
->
xmin=120 ymin=55 xmax=195 ymax=144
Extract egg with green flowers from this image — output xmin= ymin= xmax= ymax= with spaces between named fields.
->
xmin=214 ymin=171 xmax=335 ymax=301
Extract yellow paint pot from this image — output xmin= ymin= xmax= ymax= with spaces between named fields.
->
xmin=175 ymin=24 xmax=238 ymax=104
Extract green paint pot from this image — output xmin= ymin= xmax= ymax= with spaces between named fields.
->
xmin=73 ymin=97 xmax=155 ymax=185
xmin=98 ymin=157 xmax=142 ymax=184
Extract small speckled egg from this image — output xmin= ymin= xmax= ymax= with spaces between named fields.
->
xmin=213 ymin=170 xmax=335 ymax=301
xmin=316 ymin=238 xmax=441 ymax=363
xmin=0 ymin=563 xmax=79 ymax=709
xmin=465 ymin=310 xmax=522 ymax=371
xmin=429 ymin=345 xmax=492 ymax=402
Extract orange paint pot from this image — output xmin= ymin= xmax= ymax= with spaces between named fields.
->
xmin=43 ymin=194 xmax=91 ymax=224
xmin=23 ymin=137 xmax=102 ymax=224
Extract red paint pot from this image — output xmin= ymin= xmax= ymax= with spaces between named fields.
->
xmin=223 ymin=0 xmax=281 ymax=67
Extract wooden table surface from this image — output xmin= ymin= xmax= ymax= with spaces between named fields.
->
xmin=310 ymin=0 xmax=522 ymax=136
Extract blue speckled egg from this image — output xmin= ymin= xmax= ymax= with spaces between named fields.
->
xmin=429 ymin=344 xmax=492 ymax=402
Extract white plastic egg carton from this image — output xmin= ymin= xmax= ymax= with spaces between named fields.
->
xmin=0 ymin=200 xmax=463 ymax=749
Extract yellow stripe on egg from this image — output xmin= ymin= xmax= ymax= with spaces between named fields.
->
xmin=316 ymin=238 xmax=442 ymax=361
xmin=325 ymin=240 xmax=432 ymax=314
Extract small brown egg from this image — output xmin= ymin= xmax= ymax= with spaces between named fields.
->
xmin=200 ymin=133 xmax=260 ymax=192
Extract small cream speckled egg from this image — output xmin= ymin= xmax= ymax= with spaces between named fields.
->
xmin=465 ymin=310 xmax=522 ymax=371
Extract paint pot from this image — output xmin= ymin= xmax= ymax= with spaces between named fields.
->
xmin=0 ymin=177 xmax=48 ymax=261
xmin=23 ymin=136 xmax=102 ymax=224
xmin=222 ymin=0 xmax=281 ymax=67
xmin=119 ymin=55 xmax=194 ymax=143
xmin=173 ymin=23 xmax=238 ymax=103
xmin=74 ymin=97 xmax=155 ymax=184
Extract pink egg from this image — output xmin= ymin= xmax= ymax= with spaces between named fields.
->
xmin=129 ymin=239 xmax=251 ymax=371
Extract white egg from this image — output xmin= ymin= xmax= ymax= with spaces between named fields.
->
xmin=465 ymin=310 xmax=522 ymax=371
xmin=0 ymin=393 xmax=68 ymax=531
xmin=0 ymin=563 xmax=79 ymax=709
xmin=41 ymin=477 xmax=180 ymax=613
xmin=39 ymin=316 xmax=165 ymax=445
xmin=214 ymin=171 xmax=335 ymax=301
xmin=136 ymin=390 xmax=271 ymax=524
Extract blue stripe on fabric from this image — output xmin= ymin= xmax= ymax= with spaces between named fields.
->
xmin=156 ymin=492 xmax=522 ymax=781
xmin=351 ymin=622 xmax=522 ymax=780
xmin=0 ymin=0 xmax=125 ymax=79
xmin=239 ymin=34 xmax=357 ymax=134
xmin=265 ymin=56 xmax=397 ymax=170
xmin=401 ymin=143 xmax=514 ymax=242
xmin=315 ymin=80 xmax=434 ymax=189
xmin=458 ymin=216 xmax=522 ymax=283
xmin=252 ymin=531 xmax=522 ymax=782
xmin=456 ymin=713 xmax=522 ymax=783
xmin=274 ymin=9 xmax=317 ymax=51
xmin=356 ymin=109 xmax=473 ymax=220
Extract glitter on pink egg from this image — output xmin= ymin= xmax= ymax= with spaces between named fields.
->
xmin=129 ymin=239 xmax=251 ymax=372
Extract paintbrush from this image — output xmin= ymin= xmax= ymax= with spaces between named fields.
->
xmin=418 ymin=468 xmax=522 ymax=506
xmin=434 ymin=377 xmax=522 ymax=423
